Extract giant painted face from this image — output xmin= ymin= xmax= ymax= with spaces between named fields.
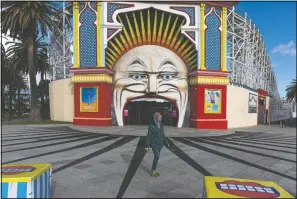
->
xmin=113 ymin=45 xmax=188 ymax=127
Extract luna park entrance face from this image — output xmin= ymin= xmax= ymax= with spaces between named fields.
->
xmin=123 ymin=100 xmax=178 ymax=126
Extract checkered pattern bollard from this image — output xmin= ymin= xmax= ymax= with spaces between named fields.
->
xmin=2 ymin=164 xmax=52 ymax=198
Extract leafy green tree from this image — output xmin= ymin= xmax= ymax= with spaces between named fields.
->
xmin=1 ymin=2 xmax=59 ymax=121
xmin=286 ymin=79 xmax=296 ymax=103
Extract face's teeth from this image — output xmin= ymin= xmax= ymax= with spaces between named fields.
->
xmin=131 ymin=98 xmax=169 ymax=103
xmin=218 ymin=184 xmax=275 ymax=193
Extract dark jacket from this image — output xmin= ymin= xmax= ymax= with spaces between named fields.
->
xmin=145 ymin=123 xmax=169 ymax=148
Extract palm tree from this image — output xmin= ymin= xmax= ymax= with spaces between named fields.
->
xmin=1 ymin=43 xmax=28 ymax=119
xmin=286 ymin=79 xmax=296 ymax=103
xmin=6 ymin=37 xmax=51 ymax=119
xmin=1 ymin=2 xmax=59 ymax=121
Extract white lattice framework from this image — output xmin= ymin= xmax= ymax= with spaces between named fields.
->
xmin=226 ymin=7 xmax=283 ymax=110
xmin=48 ymin=2 xmax=73 ymax=80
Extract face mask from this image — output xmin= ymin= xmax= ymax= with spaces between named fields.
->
xmin=157 ymin=116 xmax=162 ymax=122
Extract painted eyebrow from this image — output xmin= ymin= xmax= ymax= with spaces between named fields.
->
xmin=126 ymin=58 xmax=147 ymax=71
xmin=158 ymin=59 xmax=177 ymax=70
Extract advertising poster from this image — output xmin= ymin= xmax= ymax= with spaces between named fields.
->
xmin=204 ymin=89 xmax=221 ymax=114
xmin=248 ymin=93 xmax=257 ymax=113
xmin=80 ymin=87 xmax=98 ymax=112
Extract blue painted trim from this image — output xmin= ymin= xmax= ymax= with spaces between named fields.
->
xmin=2 ymin=182 xmax=8 ymax=198
xmin=34 ymin=178 xmax=37 ymax=198
xmin=40 ymin=175 xmax=43 ymax=198
xmin=17 ymin=182 xmax=27 ymax=198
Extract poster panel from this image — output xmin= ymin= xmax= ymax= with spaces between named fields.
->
xmin=80 ymin=87 xmax=98 ymax=112
xmin=248 ymin=93 xmax=258 ymax=113
xmin=204 ymin=89 xmax=221 ymax=114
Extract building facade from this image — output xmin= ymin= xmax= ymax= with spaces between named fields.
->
xmin=49 ymin=1 xmax=284 ymax=130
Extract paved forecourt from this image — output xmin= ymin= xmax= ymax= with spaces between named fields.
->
xmin=2 ymin=124 xmax=296 ymax=198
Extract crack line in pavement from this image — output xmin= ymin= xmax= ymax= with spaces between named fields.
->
xmin=2 ymin=134 xmax=93 ymax=147
xmin=204 ymin=137 xmax=296 ymax=154
xmin=3 ymin=136 xmax=120 ymax=164
xmin=192 ymin=138 xmax=296 ymax=163
xmin=3 ymin=135 xmax=102 ymax=153
xmin=166 ymin=138 xmax=212 ymax=176
xmin=53 ymin=136 xmax=136 ymax=174
xmin=215 ymin=138 xmax=296 ymax=149
xmin=116 ymin=137 xmax=147 ymax=199
xmin=174 ymin=137 xmax=296 ymax=181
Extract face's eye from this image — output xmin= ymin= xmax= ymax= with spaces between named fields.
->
xmin=130 ymin=73 xmax=147 ymax=80
xmin=159 ymin=73 xmax=177 ymax=80
xmin=133 ymin=74 xmax=141 ymax=80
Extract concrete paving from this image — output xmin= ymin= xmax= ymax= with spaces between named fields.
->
xmin=69 ymin=125 xmax=235 ymax=137
xmin=2 ymin=124 xmax=296 ymax=198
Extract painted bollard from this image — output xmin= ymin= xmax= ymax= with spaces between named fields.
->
xmin=2 ymin=164 xmax=52 ymax=198
xmin=202 ymin=176 xmax=294 ymax=198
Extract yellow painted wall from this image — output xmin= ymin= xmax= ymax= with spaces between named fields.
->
xmin=227 ymin=85 xmax=258 ymax=128
xmin=49 ymin=78 xmax=74 ymax=122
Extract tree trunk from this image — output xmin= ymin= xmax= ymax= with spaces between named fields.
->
xmin=1 ymin=85 xmax=5 ymax=119
xmin=8 ymin=84 xmax=13 ymax=120
xmin=24 ymin=25 xmax=41 ymax=121
xmin=17 ymin=88 xmax=21 ymax=117
xmin=40 ymin=72 xmax=45 ymax=119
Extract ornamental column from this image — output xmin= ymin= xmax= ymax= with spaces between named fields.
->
xmin=71 ymin=2 xmax=112 ymax=126
xmin=189 ymin=4 xmax=230 ymax=130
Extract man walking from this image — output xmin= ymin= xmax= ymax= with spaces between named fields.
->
xmin=145 ymin=112 xmax=169 ymax=177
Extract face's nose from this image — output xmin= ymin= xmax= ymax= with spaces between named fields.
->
xmin=147 ymin=74 xmax=158 ymax=93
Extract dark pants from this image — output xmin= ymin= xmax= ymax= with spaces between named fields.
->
xmin=152 ymin=147 xmax=161 ymax=171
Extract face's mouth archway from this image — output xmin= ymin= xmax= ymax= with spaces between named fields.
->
xmin=112 ymin=45 xmax=189 ymax=128
xmin=122 ymin=95 xmax=179 ymax=126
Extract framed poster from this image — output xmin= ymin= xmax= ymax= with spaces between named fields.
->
xmin=204 ymin=89 xmax=222 ymax=114
xmin=80 ymin=87 xmax=98 ymax=112
xmin=248 ymin=93 xmax=257 ymax=113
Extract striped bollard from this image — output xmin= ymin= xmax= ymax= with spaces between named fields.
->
xmin=2 ymin=164 xmax=52 ymax=198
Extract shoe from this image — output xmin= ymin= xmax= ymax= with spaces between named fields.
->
xmin=151 ymin=170 xmax=158 ymax=177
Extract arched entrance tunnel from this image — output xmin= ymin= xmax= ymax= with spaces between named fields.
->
xmin=123 ymin=98 xmax=178 ymax=126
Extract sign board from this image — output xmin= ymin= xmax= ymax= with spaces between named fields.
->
xmin=202 ymin=176 xmax=294 ymax=198
xmin=2 ymin=164 xmax=52 ymax=198
xmin=124 ymin=109 xmax=128 ymax=117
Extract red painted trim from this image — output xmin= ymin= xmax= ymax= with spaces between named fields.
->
xmin=107 ymin=28 xmax=119 ymax=39
xmin=190 ymin=119 xmax=227 ymax=130
xmin=188 ymin=69 xmax=231 ymax=77
xmin=70 ymin=67 xmax=114 ymax=75
xmin=258 ymin=89 xmax=268 ymax=96
xmin=74 ymin=83 xmax=112 ymax=125
xmin=74 ymin=118 xmax=112 ymax=126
